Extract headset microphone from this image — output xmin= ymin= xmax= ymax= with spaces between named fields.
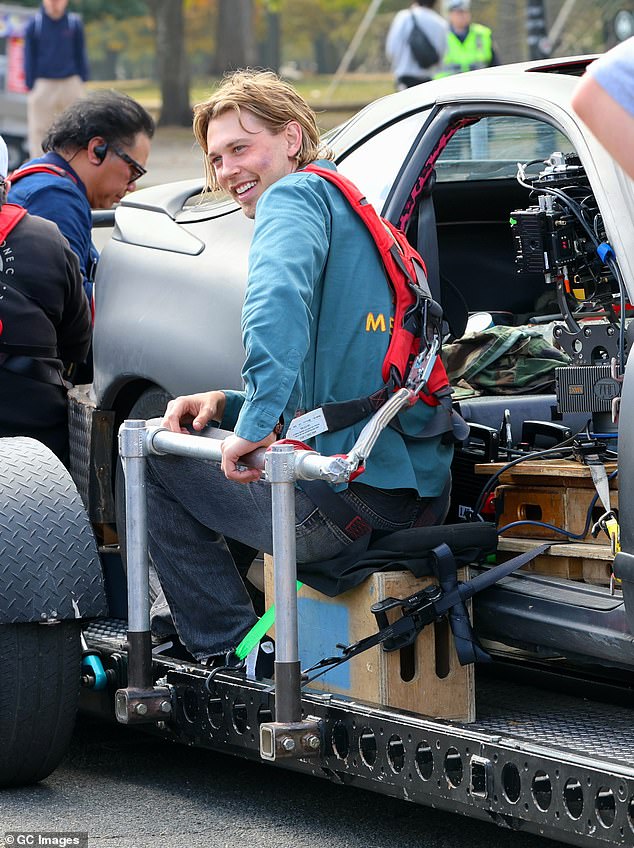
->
xmin=94 ymin=142 xmax=108 ymax=163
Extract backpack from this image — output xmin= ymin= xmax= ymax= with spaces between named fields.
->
xmin=302 ymin=164 xmax=455 ymax=437
xmin=408 ymin=12 xmax=440 ymax=70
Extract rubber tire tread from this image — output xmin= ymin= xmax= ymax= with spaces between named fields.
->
xmin=0 ymin=621 xmax=81 ymax=787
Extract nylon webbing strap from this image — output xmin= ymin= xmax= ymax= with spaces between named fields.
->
xmin=302 ymin=541 xmax=551 ymax=681
xmin=234 ymin=580 xmax=303 ymax=660
xmin=586 ymin=454 xmax=612 ymax=515
xmin=431 ymin=543 xmax=490 ymax=664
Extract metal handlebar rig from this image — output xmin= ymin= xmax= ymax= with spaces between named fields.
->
xmin=114 ymin=422 xmax=364 ymax=759
xmin=114 ymin=338 xmax=441 ymax=759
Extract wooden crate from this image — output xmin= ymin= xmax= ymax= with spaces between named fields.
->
xmin=496 ymin=484 xmax=619 ymax=546
xmin=475 ymin=458 xmax=618 ymax=489
xmin=264 ymin=556 xmax=475 ymax=722
xmin=497 ymin=537 xmax=613 ymax=585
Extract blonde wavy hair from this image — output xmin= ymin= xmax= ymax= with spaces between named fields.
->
xmin=193 ymin=69 xmax=333 ymax=191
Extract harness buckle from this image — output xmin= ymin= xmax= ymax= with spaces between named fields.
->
xmin=591 ymin=510 xmax=621 ymax=555
xmin=405 ymin=335 xmax=441 ymax=395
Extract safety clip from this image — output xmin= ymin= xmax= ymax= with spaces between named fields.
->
xmin=591 ymin=510 xmax=621 ymax=556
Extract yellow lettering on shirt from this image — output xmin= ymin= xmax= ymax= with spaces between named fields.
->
xmin=366 ymin=312 xmax=386 ymax=332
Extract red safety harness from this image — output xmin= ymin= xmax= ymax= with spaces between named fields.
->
xmin=8 ymin=162 xmax=79 ymax=186
xmin=296 ymin=164 xmax=455 ymax=439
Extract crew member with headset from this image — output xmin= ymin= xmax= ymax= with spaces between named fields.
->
xmin=435 ymin=0 xmax=499 ymax=78
xmin=9 ymin=90 xmax=154 ymax=305
xmin=0 ymin=135 xmax=91 ymax=465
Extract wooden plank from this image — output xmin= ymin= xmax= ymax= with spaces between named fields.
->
xmin=497 ymin=536 xmax=613 ymax=558
xmin=475 ymin=458 xmax=618 ymax=489
xmin=374 ymin=570 xmax=475 ymax=722
xmin=497 ymin=536 xmax=613 ymax=585
xmin=264 ymin=556 xmax=475 ymax=722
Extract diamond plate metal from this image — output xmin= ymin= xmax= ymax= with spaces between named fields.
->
xmin=0 ymin=437 xmax=108 ymax=623
xmin=475 ymin=680 xmax=634 ymax=764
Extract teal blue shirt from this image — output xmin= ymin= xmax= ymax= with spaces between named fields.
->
xmin=223 ymin=162 xmax=452 ymax=497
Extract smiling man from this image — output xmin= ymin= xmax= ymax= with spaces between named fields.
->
xmin=143 ymin=70 xmax=454 ymax=671
xmin=9 ymin=90 xmax=154 ymax=302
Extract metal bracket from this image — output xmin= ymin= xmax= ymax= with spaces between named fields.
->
xmin=469 ymin=755 xmax=493 ymax=799
xmin=259 ymin=717 xmax=323 ymax=761
xmin=114 ymin=685 xmax=173 ymax=724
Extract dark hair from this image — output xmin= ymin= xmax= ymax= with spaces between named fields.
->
xmin=42 ymin=90 xmax=155 ymax=153
xmin=415 ymin=0 xmax=437 ymax=7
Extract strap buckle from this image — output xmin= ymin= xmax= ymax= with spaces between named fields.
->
xmin=405 ymin=335 xmax=441 ymax=396
xmin=370 ymin=585 xmax=442 ymax=652
xmin=591 ymin=510 xmax=621 ymax=556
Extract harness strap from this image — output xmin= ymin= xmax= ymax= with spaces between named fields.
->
xmin=0 ymin=354 xmax=66 ymax=388
xmin=431 ymin=542 xmax=490 ymax=664
xmin=298 ymin=479 xmax=372 ymax=541
xmin=0 ymin=342 xmax=58 ymax=358
xmin=319 ymin=389 xmax=389 ymax=433
xmin=9 ymin=164 xmax=78 ymax=185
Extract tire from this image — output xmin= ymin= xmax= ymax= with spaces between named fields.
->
xmin=115 ymin=387 xmax=172 ymax=604
xmin=0 ymin=621 xmax=81 ymax=787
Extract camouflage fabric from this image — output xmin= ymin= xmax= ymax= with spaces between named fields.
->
xmin=442 ymin=325 xmax=571 ymax=399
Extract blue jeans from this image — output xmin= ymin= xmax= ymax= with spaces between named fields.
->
xmin=146 ymin=454 xmax=446 ymax=661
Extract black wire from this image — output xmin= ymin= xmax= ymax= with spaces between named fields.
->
xmin=472 ymin=422 xmax=596 ymax=519
xmin=497 ymin=470 xmax=617 ymax=541
xmin=473 ymin=441 xmax=577 ymax=519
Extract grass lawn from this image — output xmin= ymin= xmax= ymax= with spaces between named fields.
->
xmin=89 ymin=74 xmax=395 ymax=130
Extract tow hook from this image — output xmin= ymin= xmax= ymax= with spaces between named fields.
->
xmin=259 ymin=717 xmax=323 ymax=761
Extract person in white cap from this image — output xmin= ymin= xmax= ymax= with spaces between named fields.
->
xmin=435 ymin=0 xmax=499 ymax=78
xmin=0 ymin=134 xmax=91 ymax=464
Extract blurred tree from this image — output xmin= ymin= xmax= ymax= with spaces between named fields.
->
xmin=185 ymin=0 xmax=217 ymax=76
xmin=279 ymin=0 xmax=368 ymax=73
xmin=147 ymin=0 xmax=191 ymax=125
xmin=85 ymin=13 xmax=154 ymax=79
xmin=259 ymin=0 xmax=281 ymax=71
xmin=214 ymin=0 xmax=256 ymax=73
xmin=75 ymin=0 xmax=148 ymax=21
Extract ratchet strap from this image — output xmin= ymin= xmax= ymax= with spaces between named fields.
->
xmin=303 ymin=541 xmax=551 ymax=681
xmin=581 ymin=447 xmax=621 ymax=555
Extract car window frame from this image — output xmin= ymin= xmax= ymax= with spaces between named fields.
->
xmin=383 ymin=103 xmax=580 ymax=225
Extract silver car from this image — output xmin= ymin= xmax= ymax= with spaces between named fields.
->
xmin=71 ymin=56 xmax=634 ymax=678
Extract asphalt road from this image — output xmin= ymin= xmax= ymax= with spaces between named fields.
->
xmin=0 ymin=716 xmax=563 ymax=848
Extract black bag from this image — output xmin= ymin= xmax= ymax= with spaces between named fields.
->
xmin=408 ymin=12 xmax=440 ymax=69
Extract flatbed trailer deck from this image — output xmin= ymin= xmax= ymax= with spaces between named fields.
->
xmin=84 ymin=618 xmax=634 ymax=848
